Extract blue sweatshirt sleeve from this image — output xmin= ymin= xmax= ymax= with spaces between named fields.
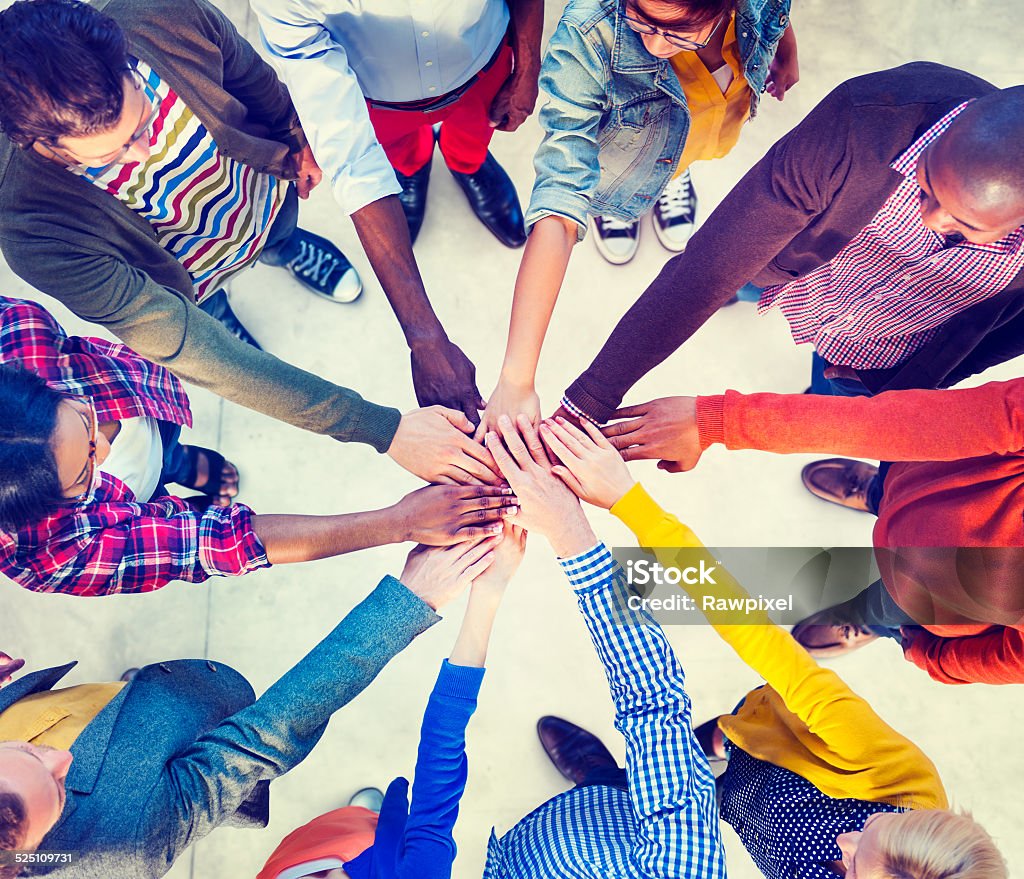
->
xmin=397 ymin=659 xmax=485 ymax=878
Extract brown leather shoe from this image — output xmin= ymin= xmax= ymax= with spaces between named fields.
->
xmin=800 ymin=458 xmax=879 ymax=512
xmin=791 ymin=609 xmax=879 ymax=657
xmin=537 ymin=716 xmax=617 ymax=785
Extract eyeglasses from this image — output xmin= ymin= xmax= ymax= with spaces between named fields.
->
xmin=61 ymin=394 xmax=100 ymax=504
xmin=622 ymin=7 xmax=725 ymax=51
xmin=37 ymin=69 xmax=160 ymax=178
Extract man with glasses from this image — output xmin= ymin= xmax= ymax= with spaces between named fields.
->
xmin=0 ymin=0 xmax=504 ymax=489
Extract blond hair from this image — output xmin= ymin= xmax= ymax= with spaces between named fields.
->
xmin=876 ymin=810 xmax=1007 ymax=879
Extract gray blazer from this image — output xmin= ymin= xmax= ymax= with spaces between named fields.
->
xmin=6 ymin=577 xmax=439 ymax=878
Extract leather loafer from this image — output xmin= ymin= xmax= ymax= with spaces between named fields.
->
xmin=449 ymin=151 xmax=527 ymax=248
xmin=537 ymin=715 xmax=617 ymax=785
xmin=800 ymin=458 xmax=879 ymax=512
xmin=791 ymin=608 xmax=880 ymax=657
xmin=395 ymin=161 xmax=431 ymax=245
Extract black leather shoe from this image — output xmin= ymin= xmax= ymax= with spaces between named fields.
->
xmin=199 ymin=289 xmax=263 ymax=351
xmin=448 ymin=152 xmax=526 ymax=248
xmin=537 ymin=715 xmax=617 ymax=785
xmin=395 ymin=162 xmax=431 ymax=245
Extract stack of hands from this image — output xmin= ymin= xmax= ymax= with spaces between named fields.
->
xmin=398 ymin=403 xmax=654 ymax=611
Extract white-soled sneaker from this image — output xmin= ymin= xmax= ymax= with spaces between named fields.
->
xmin=286 ymin=228 xmax=363 ymax=303
xmin=347 ymin=787 xmax=385 ymax=813
xmin=592 ymin=214 xmax=641 ymax=265
xmin=652 ymin=170 xmax=698 ymax=252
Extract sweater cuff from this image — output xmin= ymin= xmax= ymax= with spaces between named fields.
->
xmin=437 ymin=660 xmax=486 ymax=700
xmin=348 ymin=402 xmax=403 ymax=453
xmin=562 ymin=380 xmax=616 ymax=425
xmin=696 ymin=395 xmax=726 ymax=449
xmin=609 ymin=482 xmax=665 ymax=538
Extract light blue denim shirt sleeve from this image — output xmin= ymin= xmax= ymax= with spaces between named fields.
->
xmin=526 ymin=18 xmax=611 ymax=241
xmin=251 ymin=0 xmax=401 ymax=216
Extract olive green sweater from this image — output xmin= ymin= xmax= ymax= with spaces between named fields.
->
xmin=0 ymin=0 xmax=401 ymax=451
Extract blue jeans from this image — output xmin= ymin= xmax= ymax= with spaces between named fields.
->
xmin=840 ymin=578 xmax=918 ymax=640
xmin=153 ymin=421 xmax=190 ymax=498
xmin=256 ymin=182 xmax=300 ymax=267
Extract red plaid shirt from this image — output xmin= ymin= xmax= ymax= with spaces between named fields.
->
xmin=0 ymin=297 xmax=269 ymax=596
xmin=759 ymin=102 xmax=1024 ymax=369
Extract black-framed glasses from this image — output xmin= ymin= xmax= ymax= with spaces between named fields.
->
xmin=36 ymin=68 xmax=161 ymax=178
xmin=622 ymin=7 xmax=725 ymax=51
xmin=60 ymin=394 xmax=99 ymax=504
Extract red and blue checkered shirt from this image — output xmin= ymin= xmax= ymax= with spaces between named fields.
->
xmin=0 ymin=296 xmax=269 ymax=596
xmin=759 ymin=101 xmax=1024 ymax=369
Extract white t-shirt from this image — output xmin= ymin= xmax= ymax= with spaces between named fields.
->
xmin=100 ymin=416 xmax=164 ymax=501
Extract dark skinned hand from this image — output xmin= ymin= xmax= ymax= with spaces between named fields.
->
xmin=410 ymin=338 xmax=486 ymax=426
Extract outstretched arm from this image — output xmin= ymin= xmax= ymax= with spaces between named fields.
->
xmin=484 ymin=417 xmax=725 ymax=878
xmin=602 ymin=379 xmax=1024 ymax=471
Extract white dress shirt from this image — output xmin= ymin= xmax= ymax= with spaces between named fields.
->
xmin=251 ymin=1 xmax=510 ymax=215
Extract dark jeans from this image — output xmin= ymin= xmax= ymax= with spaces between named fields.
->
xmin=576 ymin=765 xmax=628 ymax=793
xmin=154 ymin=421 xmax=190 ymax=497
xmin=256 ymin=182 xmax=300 ymax=267
xmin=838 ymin=577 xmax=918 ymax=640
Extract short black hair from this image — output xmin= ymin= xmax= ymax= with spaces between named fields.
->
xmin=0 ymin=789 xmax=28 ymax=879
xmin=624 ymin=0 xmax=737 ymax=31
xmin=0 ymin=363 xmax=64 ymax=532
xmin=0 ymin=0 xmax=130 ymax=148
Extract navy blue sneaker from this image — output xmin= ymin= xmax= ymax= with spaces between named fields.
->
xmin=286 ymin=228 xmax=363 ymax=303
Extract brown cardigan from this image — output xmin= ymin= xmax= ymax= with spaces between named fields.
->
xmin=565 ymin=62 xmax=1024 ymax=423
xmin=0 ymin=0 xmax=401 ymax=450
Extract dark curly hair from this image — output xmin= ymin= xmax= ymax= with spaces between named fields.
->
xmin=0 ymin=363 xmax=64 ymax=532
xmin=0 ymin=789 xmax=28 ymax=879
xmin=0 ymin=0 xmax=130 ymax=148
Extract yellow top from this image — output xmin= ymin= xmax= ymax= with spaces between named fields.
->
xmin=0 ymin=683 xmax=125 ymax=750
xmin=670 ymin=14 xmax=752 ymax=177
xmin=610 ymin=483 xmax=948 ymax=810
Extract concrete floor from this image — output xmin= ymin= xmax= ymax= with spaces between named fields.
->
xmin=1 ymin=1 xmax=1022 ymax=877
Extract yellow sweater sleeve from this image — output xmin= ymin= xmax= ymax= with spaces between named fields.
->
xmin=610 ymin=483 xmax=948 ymax=809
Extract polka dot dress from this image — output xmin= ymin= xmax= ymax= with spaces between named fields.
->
xmin=719 ymin=745 xmax=905 ymax=879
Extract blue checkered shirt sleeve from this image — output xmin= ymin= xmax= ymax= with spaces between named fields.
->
xmin=559 ymin=543 xmax=727 ymax=879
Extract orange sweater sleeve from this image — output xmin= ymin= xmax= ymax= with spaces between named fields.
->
xmin=696 ymin=379 xmax=1024 ymax=460
xmin=904 ymin=627 xmax=1024 ymax=685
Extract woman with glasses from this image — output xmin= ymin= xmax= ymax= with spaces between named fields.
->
xmin=477 ymin=0 xmax=797 ymax=438
xmin=0 ymin=297 xmax=519 ymax=597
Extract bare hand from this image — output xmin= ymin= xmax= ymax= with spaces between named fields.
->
xmin=400 ymin=537 xmax=502 ymax=610
xmin=475 ymin=377 xmax=541 ymax=442
xmin=388 ymin=406 xmax=502 ymax=485
xmin=0 ymin=652 xmax=25 ymax=687
xmin=540 ymin=417 xmax=635 ymax=509
xmin=392 ymin=484 xmax=519 ymax=545
xmin=472 ymin=522 xmax=527 ymax=596
xmin=765 ymin=24 xmax=799 ymax=101
xmin=410 ymin=337 xmax=485 ymax=426
xmin=290 ymin=144 xmax=323 ymax=198
xmin=488 ymin=70 xmax=540 ymax=132
xmin=601 ymin=397 xmax=703 ymax=473
xmin=484 ymin=414 xmax=594 ymax=556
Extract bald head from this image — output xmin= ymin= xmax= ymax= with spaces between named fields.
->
xmin=937 ymin=87 xmax=1024 ymax=211
xmin=917 ymin=86 xmax=1024 ymax=244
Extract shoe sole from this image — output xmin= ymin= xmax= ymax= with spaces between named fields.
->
xmin=592 ymin=220 xmax=640 ymax=265
xmin=651 ymin=208 xmax=696 ymax=253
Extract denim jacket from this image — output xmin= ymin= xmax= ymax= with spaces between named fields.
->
xmin=527 ymin=0 xmax=791 ymax=237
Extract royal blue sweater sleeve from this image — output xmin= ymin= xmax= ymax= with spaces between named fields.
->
xmin=397 ymin=659 xmax=485 ymax=878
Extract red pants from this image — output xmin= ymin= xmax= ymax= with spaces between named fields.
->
xmin=366 ymin=44 xmax=513 ymax=176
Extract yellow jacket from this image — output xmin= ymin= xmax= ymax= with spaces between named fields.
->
xmin=611 ymin=483 xmax=947 ymax=810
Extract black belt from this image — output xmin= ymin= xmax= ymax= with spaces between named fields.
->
xmin=367 ymin=35 xmax=507 ymax=113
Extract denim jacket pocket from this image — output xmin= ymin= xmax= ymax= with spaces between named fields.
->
xmin=594 ymin=99 xmax=671 ymax=208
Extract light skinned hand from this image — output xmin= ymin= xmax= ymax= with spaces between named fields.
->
xmin=484 ymin=414 xmax=595 ymax=556
xmin=388 ymin=406 xmax=502 ymax=486
xmin=475 ymin=377 xmax=541 ymax=443
xmin=391 ymin=484 xmax=519 ymax=545
xmin=0 ymin=652 xmax=25 ymax=688
xmin=540 ymin=416 xmax=635 ymax=509
xmin=765 ymin=23 xmax=799 ymax=101
xmin=601 ymin=396 xmax=703 ymax=473
xmin=400 ymin=535 xmax=503 ymax=611
xmin=472 ymin=521 xmax=527 ymax=596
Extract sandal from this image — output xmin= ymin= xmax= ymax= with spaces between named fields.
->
xmin=177 ymin=446 xmax=240 ymax=507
